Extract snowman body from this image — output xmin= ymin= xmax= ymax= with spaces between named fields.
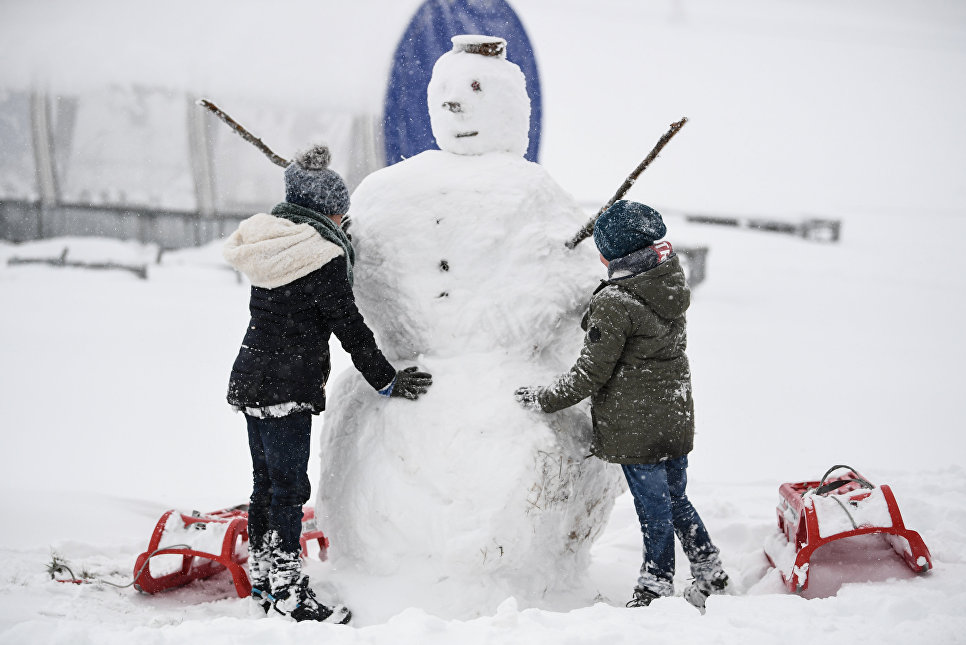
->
xmin=317 ymin=37 xmax=623 ymax=612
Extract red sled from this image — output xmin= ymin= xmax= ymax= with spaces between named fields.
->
xmin=763 ymin=465 xmax=932 ymax=592
xmin=133 ymin=505 xmax=330 ymax=598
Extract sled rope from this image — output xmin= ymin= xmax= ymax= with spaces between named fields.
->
xmin=829 ymin=496 xmax=859 ymax=530
xmin=51 ymin=544 xmax=193 ymax=589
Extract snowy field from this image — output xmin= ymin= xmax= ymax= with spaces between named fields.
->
xmin=1 ymin=210 xmax=965 ymax=643
xmin=2 ymin=0 xmax=966 ymax=643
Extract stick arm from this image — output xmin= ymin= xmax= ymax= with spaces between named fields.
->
xmin=565 ymin=117 xmax=687 ymax=249
xmin=196 ymin=99 xmax=290 ymax=169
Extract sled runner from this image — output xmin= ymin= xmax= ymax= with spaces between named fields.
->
xmin=133 ymin=505 xmax=330 ymax=598
xmin=763 ymin=465 xmax=932 ymax=592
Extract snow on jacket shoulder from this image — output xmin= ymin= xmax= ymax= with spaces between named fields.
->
xmin=223 ymin=213 xmax=344 ymax=288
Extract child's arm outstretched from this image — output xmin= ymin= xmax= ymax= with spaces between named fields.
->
xmin=516 ymin=290 xmax=632 ymax=413
xmin=316 ymin=257 xmax=432 ymax=400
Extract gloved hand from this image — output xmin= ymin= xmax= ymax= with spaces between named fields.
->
xmin=389 ymin=366 xmax=433 ymax=400
xmin=514 ymin=386 xmax=544 ymax=411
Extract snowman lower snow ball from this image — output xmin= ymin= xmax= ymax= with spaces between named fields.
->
xmin=317 ymin=35 xmax=624 ymax=611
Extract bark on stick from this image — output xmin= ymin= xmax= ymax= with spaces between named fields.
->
xmin=566 ymin=117 xmax=688 ymax=249
xmin=196 ymin=99 xmax=290 ymax=168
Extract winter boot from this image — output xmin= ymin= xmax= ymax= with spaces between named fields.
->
xmin=705 ymin=567 xmax=729 ymax=592
xmin=267 ymin=541 xmax=301 ymax=598
xmin=269 ymin=545 xmax=351 ymax=624
xmin=683 ymin=581 xmax=710 ymax=613
xmin=684 ymin=560 xmax=729 ymax=613
xmin=272 ymin=576 xmax=352 ymax=624
xmin=626 ymin=587 xmax=660 ymax=608
xmin=248 ymin=541 xmax=274 ymax=614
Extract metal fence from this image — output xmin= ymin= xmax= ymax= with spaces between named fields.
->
xmin=0 ymin=86 xmax=382 ymax=249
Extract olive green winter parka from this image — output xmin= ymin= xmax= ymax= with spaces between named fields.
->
xmin=537 ymin=255 xmax=694 ymax=464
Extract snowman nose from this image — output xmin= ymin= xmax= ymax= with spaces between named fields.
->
xmin=442 ymin=101 xmax=463 ymax=113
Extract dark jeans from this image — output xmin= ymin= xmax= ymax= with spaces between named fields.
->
xmin=246 ymin=412 xmax=312 ymax=556
xmin=621 ymin=455 xmax=719 ymax=596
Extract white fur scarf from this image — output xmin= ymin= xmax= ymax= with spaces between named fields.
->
xmin=223 ymin=213 xmax=344 ymax=288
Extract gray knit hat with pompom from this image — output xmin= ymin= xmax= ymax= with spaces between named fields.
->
xmin=284 ymin=144 xmax=350 ymax=216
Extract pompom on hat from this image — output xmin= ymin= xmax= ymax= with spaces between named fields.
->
xmin=593 ymin=200 xmax=667 ymax=261
xmin=284 ymin=144 xmax=350 ymax=216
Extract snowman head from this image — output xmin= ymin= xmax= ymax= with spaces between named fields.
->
xmin=427 ymin=35 xmax=531 ymax=157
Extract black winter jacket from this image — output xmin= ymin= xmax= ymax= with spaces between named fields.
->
xmin=227 ymin=253 xmax=395 ymax=414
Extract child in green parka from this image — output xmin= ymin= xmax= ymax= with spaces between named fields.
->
xmin=515 ymin=200 xmax=727 ymax=611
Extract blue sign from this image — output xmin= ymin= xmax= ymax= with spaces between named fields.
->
xmin=384 ymin=0 xmax=542 ymax=166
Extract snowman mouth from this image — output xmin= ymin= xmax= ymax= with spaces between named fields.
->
xmin=455 ymin=131 xmax=479 ymax=138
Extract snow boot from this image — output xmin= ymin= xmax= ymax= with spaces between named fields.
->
xmin=268 ymin=545 xmax=351 ymax=624
xmin=626 ymin=587 xmax=660 ymax=608
xmin=248 ymin=541 xmax=274 ymax=614
xmin=683 ymin=581 xmax=710 ymax=613
xmin=705 ymin=568 xmax=729 ymax=592
xmin=691 ymin=555 xmax=728 ymax=592
xmin=272 ymin=576 xmax=352 ymax=624
xmin=683 ymin=566 xmax=729 ymax=614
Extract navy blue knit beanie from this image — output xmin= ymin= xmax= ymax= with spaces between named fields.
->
xmin=593 ymin=200 xmax=667 ymax=261
xmin=284 ymin=144 xmax=350 ymax=216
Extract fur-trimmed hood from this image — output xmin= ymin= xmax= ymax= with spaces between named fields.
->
xmin=223 ymin=213 xmax=344 ymax=289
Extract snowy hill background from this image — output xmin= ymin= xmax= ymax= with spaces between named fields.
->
xmin=1 ymin=0 xmax=965 ymax=643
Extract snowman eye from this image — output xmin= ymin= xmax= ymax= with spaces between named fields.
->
xmin=471 ymin=80 xmax=482 ymax=92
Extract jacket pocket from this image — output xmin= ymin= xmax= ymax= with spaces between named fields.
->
xmin=232 ymin=345 xmax=263 ymax=375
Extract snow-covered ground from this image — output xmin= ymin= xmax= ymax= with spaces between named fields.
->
xmin=1 ymin=207 xmax=965 ymax=643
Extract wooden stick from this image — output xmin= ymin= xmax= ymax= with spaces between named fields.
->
xmin=195 ymin=99 xmax=290 ymax=168
xmin=565 ymin=117 xmax=688 ymax=249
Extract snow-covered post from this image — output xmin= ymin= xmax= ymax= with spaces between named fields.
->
xmin=187 ymin=96 xmax=216 ymax=219
xmin=30 ymin=91 xmax=58 ymax=214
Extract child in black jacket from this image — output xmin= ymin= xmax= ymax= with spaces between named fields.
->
xmin=223 ymin=145 xmax=432 ymax=623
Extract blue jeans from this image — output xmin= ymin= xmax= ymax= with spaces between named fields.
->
xmin=246 ymin=412 xmax=312 ymax=556
xmin=622 ymin=456 xmax=719 ymax=596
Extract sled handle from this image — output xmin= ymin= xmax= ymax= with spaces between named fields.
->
xmin=813 ymin=464 xmax=874 ymax=496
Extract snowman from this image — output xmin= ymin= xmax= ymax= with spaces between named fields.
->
xmin=317 ymin=35 xmax=623 ymax=614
